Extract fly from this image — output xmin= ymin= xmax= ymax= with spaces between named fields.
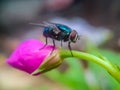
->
xmin=30 ymin=22 xmax=80 ymax=56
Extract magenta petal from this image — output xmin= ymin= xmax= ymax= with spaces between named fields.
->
xmin=6 ymin=39 xmax=55 ymax=74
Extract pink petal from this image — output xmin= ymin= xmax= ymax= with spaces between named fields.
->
xmin=6 ymin=39 xmax=56 ymax=74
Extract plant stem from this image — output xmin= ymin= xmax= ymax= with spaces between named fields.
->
xmin=59 ymin=49 xmax=120 ymax=83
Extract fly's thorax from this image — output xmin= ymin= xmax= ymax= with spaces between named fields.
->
xmin=56 ymin=24 xmax=71 ymax=31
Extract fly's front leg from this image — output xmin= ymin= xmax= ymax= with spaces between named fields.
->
xmin=61 ymin=40 xmax=63 ymax=47
xmin=68 ymin=41 xmax=73 ymax=56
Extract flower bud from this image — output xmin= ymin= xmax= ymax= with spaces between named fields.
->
xmin=6 ymin=39 xmax=62 ymax=75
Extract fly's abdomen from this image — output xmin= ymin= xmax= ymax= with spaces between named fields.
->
xmin=43 ymin=27 xmax=53 ymax=37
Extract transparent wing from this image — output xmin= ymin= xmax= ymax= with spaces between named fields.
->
xmin=43 ymin=21 xmax=61 ymax=33
xmin=29 ymin=22 xmax=48 ymax=27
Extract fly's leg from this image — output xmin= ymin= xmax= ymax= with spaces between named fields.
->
xmin=39 ymin=37 xmax=48 ymax=50
xmin=50 ymin=39 xmax=55 ymax=55
xmin=68 ymin=41 xmax=73 ymax=56
xmin=61 ymin=40 xmax=63 ymax=47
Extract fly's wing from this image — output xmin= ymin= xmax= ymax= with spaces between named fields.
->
xmin=30 ymin=22 xmax=61 ymax=34
xmin=43 ymin=22 xmax=61 ymax=34
xmin=29 ymin=23 xmax=48 ymax=27
xmin=29 ymin=22 xmax=47 ymax=38
xmin=29 ymin=22 xmax=56 ymax=28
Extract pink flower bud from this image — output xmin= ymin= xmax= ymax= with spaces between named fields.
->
xmin=6 ymin=39 xmax=62 ymax=75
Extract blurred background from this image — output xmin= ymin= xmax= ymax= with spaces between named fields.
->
xmin=0 ymin=0 xmax=120 ymax=90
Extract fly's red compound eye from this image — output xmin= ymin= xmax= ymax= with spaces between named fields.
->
xmin=69 ymin=30 xmax=78 ymax=43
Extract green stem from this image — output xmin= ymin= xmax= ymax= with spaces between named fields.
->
xmin=59 ymin=49 xmax=120 ymax=83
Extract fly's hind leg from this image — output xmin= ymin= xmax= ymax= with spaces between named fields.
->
xmin=39 ymin=37 xmax=48 ymax=50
